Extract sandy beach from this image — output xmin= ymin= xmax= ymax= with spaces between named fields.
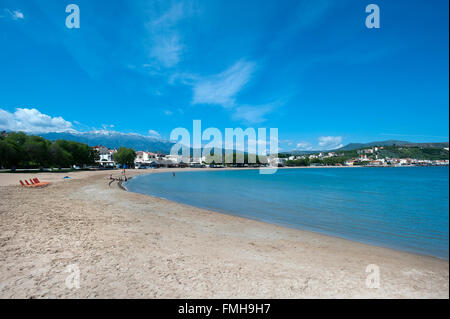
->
xmin=0 ymin=169 xmax=448 ymax=298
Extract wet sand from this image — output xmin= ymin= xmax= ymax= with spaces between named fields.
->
xmin=0 ymin=169 xmax=448 ymax=298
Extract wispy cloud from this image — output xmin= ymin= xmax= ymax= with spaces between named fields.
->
xmin=192 ymin=59 xmax=256 ymax=107
xmin=232 ymin=99 xmax=283 ymax=124
xmin=150 ymin=34 xmax=184 ymax=68
xmin=162 ymin=108 xmax=185 ymax=117
xmin=294 ymin=0 xmax=332 ymax=29
xmin=148 ymin=129 xmax=161 ymax=138
xmin=293 ymin=136 xmax=344 ymax=151
xmin=146 ymin=2 xmax=194 ymax=68
xmin=102 ymin=124 xmax=115 ymax=130
xmin=0 ymin=108 xmax=74 ymax=133
xmin=296 ymin=142 xmax=314 ymax=151
xmin=318 ymin=136 xmax=343 ymax=150
xmin=232 ymin=104 xmax=273 ymax=124
xmin=151 ymin=2 xmax=185 ymax=27
xmin=2 ymin=9 xmax=24 ymax=20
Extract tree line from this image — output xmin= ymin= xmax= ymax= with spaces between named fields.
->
xmin=0 ymin=132 xmax=98 ymax=170
xmin=285 ymin=156 xmax=347 ymax=167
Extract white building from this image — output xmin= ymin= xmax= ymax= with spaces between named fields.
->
xmin=269 ymin=157 xmax=287 ymax=167
xmin=165 ymin=154 xmax=191 ymax=165
xmin=94 ymin=146 xmax=116 ymax=167
xmin=135 ymin=151 xmax=157 ymax=167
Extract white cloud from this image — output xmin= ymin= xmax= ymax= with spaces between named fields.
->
xmin=12 ymin=10 xmax=24 ymax=20
xmin=151 ymin=2 xmax=185 ymax=27
xmin=232 ymin=103 xmax=275 ymax=124
xmin=146 ymin=2 xmax=194 ymax=68
xmin=148 ymin=129 xmax=161 ymax=138
xmin=318 ymin=136 xmax=343 ymax=150
xmin=0 ymin=108 xmax=74 ymax=133
xmin=102 ymin=124 xmax=115 ymax=130
xmin=296 ymin=142 xmax=314 ymax=151
xmin=292 ymin=136 xmax=344 ymax=151
xmin=150 ymin=35 xmax=183 ymax=68
xmin=163 ymin=110 xmax=173 ymax=116
xmin=192 ymin=60 xmax=256 ymax=107
xmin=3 ymin=9 xmax=24 ymax=20
xmin=0 ymin=109 xmax=16 ymax=129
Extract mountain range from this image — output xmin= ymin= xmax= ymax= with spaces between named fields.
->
xmin=38 ymin=131 xmax=175 ymax=153
xmin=35 ymin=131 xmax=449 ymax=155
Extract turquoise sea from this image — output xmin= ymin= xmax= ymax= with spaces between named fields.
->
xmin=124 ymin=167 xmax=449 ymax=259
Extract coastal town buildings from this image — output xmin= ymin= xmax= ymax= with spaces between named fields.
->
xmin=90 ymin=145 xmax=449 ymax=169
xmin=134 ymin=151 xmax=157 ymax=168
xmin=93 ymin=145 xmax=116 ymax=168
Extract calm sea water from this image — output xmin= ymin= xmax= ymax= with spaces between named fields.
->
xmin=125 ymin=167 xmax=449 ymax=259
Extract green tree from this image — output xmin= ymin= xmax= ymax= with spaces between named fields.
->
xmin=286 ymin=158 xmax=310 ymax=166
xmin=48 ymin=143 xmax=73 ymax=168
xmin=5 ymin=131 xmax=27 ymax=146
xmin=0 ymin=139 xmax=21 ymax=169
xmin=0 ymin=132 xmax=28 ymax=169
xmin=54 ymin=140 xmax=96 ymax=167
xmin=114 ymin=147 xmax=136 ymax=167
xmin=23 ymin=136 xmax=50 ymax=168
xmin=322 ymin=156 xmax=346 ymax=166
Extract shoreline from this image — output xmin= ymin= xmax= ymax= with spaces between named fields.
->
xmin=1 ymin=164 xmax=445 ymax=187
xmin=121 ymin=168 xmax=449 ymax=261
xmin=0 ymin=169 xmax=448 ymax=298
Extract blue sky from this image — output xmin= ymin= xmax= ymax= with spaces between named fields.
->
xmin=0 ymin=0 xmax=448 ymax=151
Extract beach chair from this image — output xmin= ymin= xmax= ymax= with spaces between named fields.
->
xmin=33 ymin=177 xmax=51 ymax=187
xmin=21 ymin=180 xmax=34 ymax=188
xmin=20 ymin=178 xmax=50 ymax=188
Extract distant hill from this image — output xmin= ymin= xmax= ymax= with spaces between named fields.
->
xmin=335 ymin=140 xmax=410 ymax=151
xmin=284 ymin=150 xmax=319 ymax=155
xmin=38 ymin=131 xmax=175 ymax=153
xmin=402 ymin=142 xmax=450 ymax=148
xmin=335 ymin=140 xmax=449 ymax=151
xmin=284 ymin=140 xmax=449 ymax=154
